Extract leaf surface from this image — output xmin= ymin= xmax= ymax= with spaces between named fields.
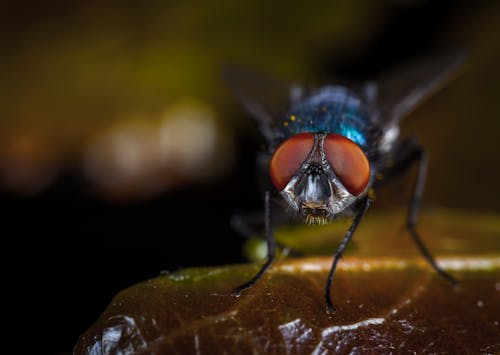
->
xmin=74 ymin=210 xmax=500 ymax=354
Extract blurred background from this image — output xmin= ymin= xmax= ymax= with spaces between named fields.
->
xmin=2 ymin=1 xmax=499 ymax=353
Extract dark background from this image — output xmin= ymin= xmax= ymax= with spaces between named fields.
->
xmin=2 ymin=1 xmax=499 ymax=354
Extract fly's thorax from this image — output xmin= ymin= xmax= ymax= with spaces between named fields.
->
xmin=278 ymin=86 xmax=373 ymax=150
xmin=274 ymin=133 xmax=369 ymax=224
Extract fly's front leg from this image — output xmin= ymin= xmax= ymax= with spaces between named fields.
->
xmin=232 ymin=190 xmax=276 ymax=295
xmin=325 ymin=197 xmax=372 ymax=314
xmin=406 ymin=145 xmax=458 ymax=285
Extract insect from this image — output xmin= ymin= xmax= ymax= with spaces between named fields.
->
xmin=225 ymin=51 xmax=465 ymax=313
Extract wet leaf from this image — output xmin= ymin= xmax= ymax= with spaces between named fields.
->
xmin=74 ymin=210 xmax=500 ymax=354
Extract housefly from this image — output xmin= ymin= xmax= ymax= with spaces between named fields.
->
xmin=225 ymin=51 xmax=466 ymax=313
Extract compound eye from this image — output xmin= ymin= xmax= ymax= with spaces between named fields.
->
xmin=270 ymin=133 xmax=314 ymax=191
xmin=324 ymin=134 xmax=370 ymax=196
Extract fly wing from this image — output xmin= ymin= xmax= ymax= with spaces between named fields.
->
xmin=222 ymin=66 xmax=303 ymax=144
xmin=374 ymin=49 xmax=468 ymax=127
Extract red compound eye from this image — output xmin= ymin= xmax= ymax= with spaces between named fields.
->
xmin=270 ymin=133 xmax=314 ymax=191
xmin=324 ymin=134 xmax=370 ymax=196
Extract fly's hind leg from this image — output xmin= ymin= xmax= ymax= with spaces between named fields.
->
xmin=384 ymin=138 xmax=458 ymax=285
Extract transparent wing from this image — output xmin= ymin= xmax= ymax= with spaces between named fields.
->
xmin=373 ymin=49 xmax=468 ymax=126
xmin=222 ymin=66 xmax=305 ymax=143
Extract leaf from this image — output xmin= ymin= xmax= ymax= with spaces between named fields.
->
xmin=74 ymin=210 xmax=500 ymax=354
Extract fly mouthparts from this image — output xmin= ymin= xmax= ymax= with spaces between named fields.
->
xmin=301 ymin=203 xmax=330 ymax=225
xmin=305 ymin=214 xmax=329 ymax=225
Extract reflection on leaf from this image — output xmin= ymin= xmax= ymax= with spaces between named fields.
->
xmin=74 ymin=210 xmax=500 ymax=354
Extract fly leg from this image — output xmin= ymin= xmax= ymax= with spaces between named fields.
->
xmin=383 ymin=138 xmax=458 ymax=285
xmin=405 ymin=144 xmax=458 ymax=285
xmin=325 ymin=197 xmax=372 ymax=314
xmin=232 ymin=190 xmax=276 ymax=295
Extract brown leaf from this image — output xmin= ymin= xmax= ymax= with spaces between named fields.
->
xmin=74 ymin=211 xmax=500 ymax=354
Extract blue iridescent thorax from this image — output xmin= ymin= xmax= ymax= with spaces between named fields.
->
xmin=279 ymin=86 xmax=371 ymax=149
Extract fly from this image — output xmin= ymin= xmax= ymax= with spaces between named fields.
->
xmin=225 ymin=51 xmax=466 ymax=313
